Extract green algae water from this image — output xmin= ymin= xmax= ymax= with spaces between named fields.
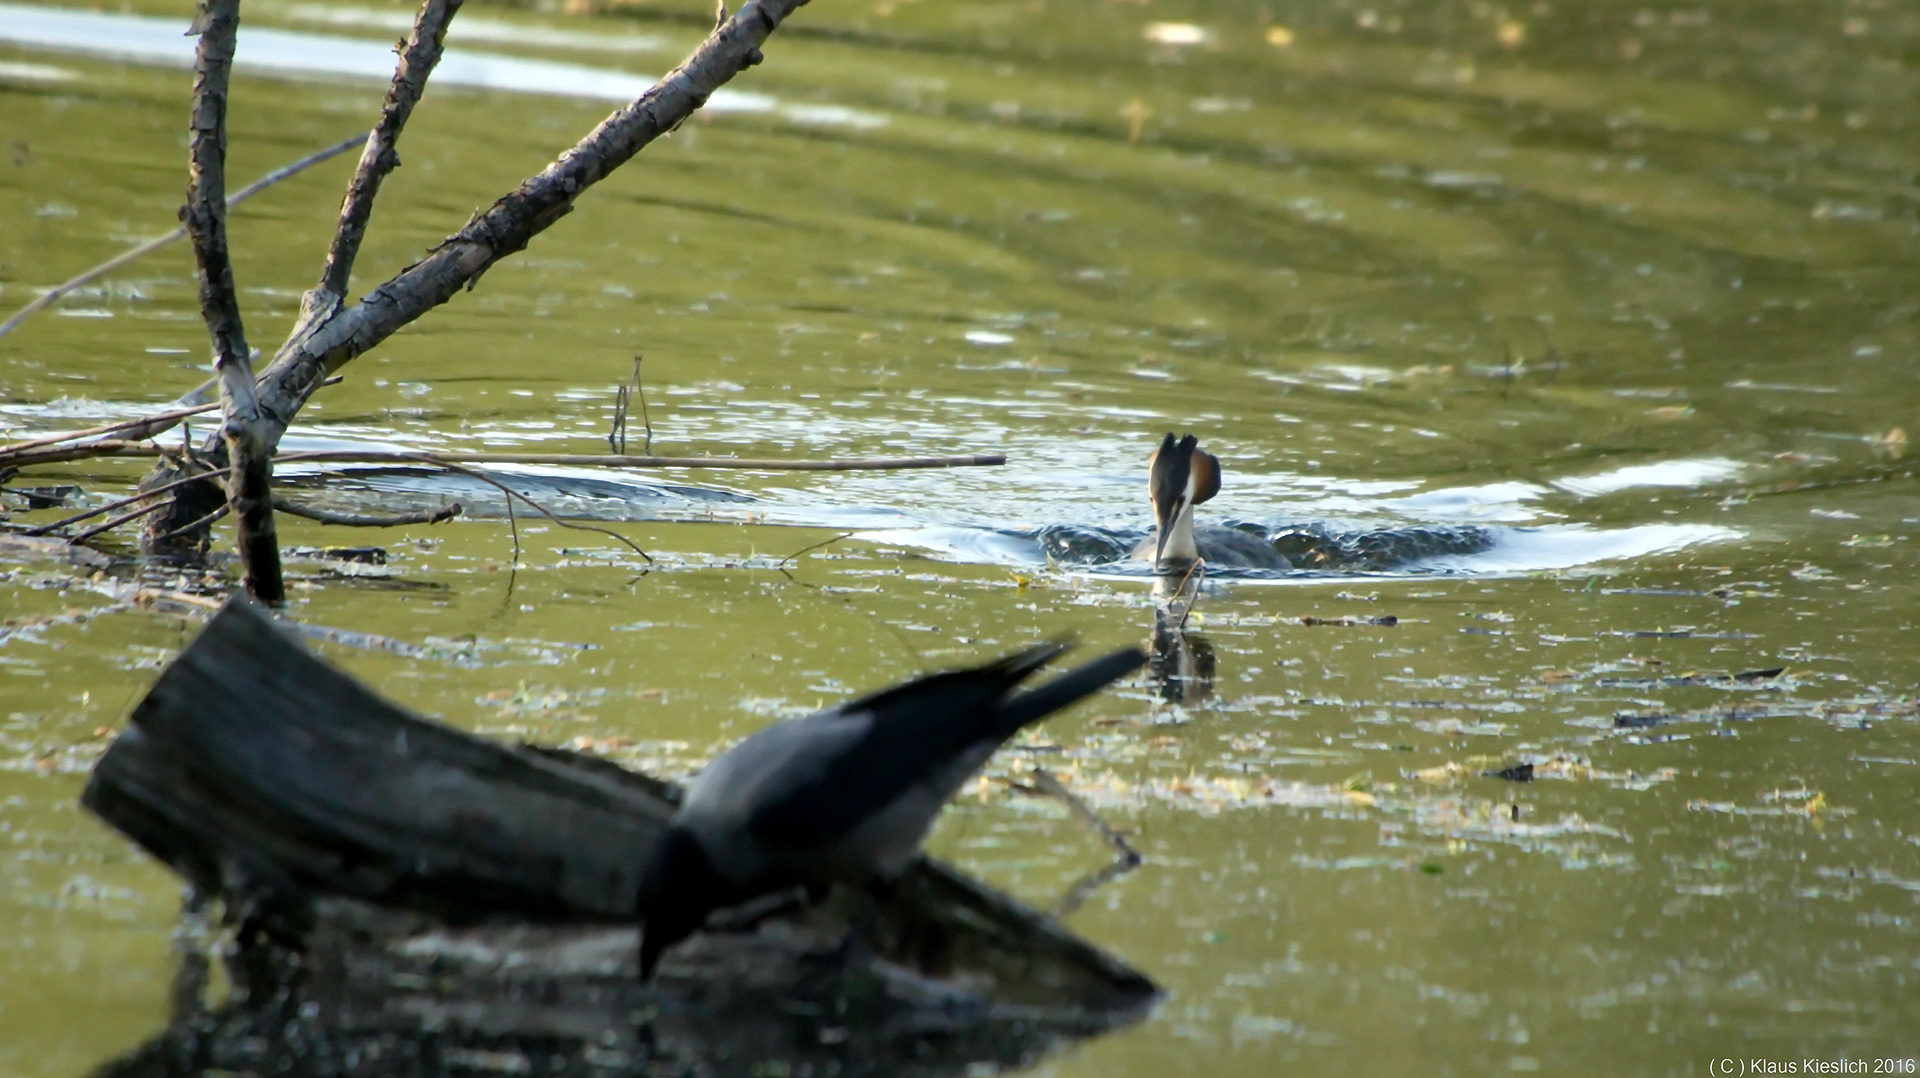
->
xmin=2 ymin=0 xmax=1918 ymax=1073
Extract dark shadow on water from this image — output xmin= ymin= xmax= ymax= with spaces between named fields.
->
xmin=95 ymin=909 xmax=1150 ymax=1078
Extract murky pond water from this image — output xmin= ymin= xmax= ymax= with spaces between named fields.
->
xmin=4 ymin=0 xmax=1919 ymax=1072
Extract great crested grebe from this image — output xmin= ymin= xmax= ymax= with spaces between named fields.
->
xmin=1133 ymin=432 xmax=1287 ymax=573
xmin=634 ymin=643 xmax=1146 ymax=978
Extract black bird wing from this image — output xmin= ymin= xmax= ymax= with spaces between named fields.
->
xmin=742 ymin=644 xmax=1144 ymax=851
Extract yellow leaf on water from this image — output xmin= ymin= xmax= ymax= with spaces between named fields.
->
xmin=1413 ymin=762 xmax=1466 ymax=783
xmin=1265 ymin=25 xmax=1295 ymax=46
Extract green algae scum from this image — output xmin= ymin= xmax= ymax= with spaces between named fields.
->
xmin=2 ymin=0 xmax=1918 ymax=1074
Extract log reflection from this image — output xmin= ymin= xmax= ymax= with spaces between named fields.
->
xmin=97 ymin=901 xmax=1149 ymax=1078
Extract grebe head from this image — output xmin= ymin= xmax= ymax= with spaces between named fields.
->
xmin=1148 ymin=432 xmax=1221 ymax=568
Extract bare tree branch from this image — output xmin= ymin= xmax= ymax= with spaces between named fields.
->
xmin=298 ymin=0 xmax=463 ymax=336
xmin=256 ymin=0 xmax=804 ymax=432
xmin=183 ymin=0 xmax=285 ymax=602
xmin=0 ymin=133 xmax=367 ymax=344
xmin=184 ymin=0 xmax=252 ymax=387
xmin=154 ymin=500 xmax=232 ymax=544
xmin=70 ymin=499 xmax=172 ymax=545
xmin=134 ymin=0 xmax=808 ymax=553
xmin=1027 ymin=768 xmax=1144 ymax=919
xmin=23 ymin=468 xmax=224 ymax=537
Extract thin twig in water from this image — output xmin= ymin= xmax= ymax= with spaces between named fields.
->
xmin=0 ymin=439 xmax=162 ymax=470
xmin=155 ymin=501 xmax=231 ymax=543
xmin=0 ymin=376 xmax=341 ymax=459
xmin=272 ymin=499 xmax=462 ymax=527
xmin=632 ymin=353 xmax=652 ymax=453
xmin=23 ymin=469 xmax=223 ymax=537
xmin=1028 ymin=767 xmax=1142 ymax=918
xmin=775 ymin=531 xmax=856 ymax=569
xmin=68 ymin=499 xmax=171 ymax=544
xmin=1051 ymin=856 xmax=1144 ymax=919
xmin=1030 ymin=767 xmax=1141 ymax=863
xmin=418 ymin=460 xmax=649 ymax=564
xmin=609 ymin=383 xmax=628 ymax=454
xmin=0 ymin=134 xmax=369 ymax=342
xmin=1169 ymin=558 xmax=1206 ymax=631
xmin=608 ymin=354 xmax=650 ymax=455
xmin=0 ymin=402 xmax=221 ymax=458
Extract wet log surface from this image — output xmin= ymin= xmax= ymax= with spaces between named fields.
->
xmin=82 ymin=597 xmax=1159 ymax=1077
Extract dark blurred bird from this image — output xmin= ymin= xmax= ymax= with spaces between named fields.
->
xmin=635 ymin=642 xmax=1146 ymax=978
xmin=1132 ymin=432 xmax=1283 ymax=572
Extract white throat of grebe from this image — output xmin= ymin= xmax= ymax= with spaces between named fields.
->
xmin=1148 ymin=432 xmax=1221 ymax=570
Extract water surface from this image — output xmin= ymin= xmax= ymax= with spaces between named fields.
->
xmin=2 ymin=0 xmax=1917 ymax=1073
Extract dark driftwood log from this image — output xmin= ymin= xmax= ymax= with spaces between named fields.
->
xmin=81 ymin=597 xmax=1159 ymax=1026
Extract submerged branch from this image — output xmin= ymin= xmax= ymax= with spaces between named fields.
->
xmin=272 ymin=499 xmax=462 ymax=527
xmin=421 ymin=460 xmax=644 ymax=563
xmin=1028 ymin=768 xmax=1143 ymax=919
xmin=1029 ymin=768 xmax=1142 ymax=866
xmin=775 ymin=531 xmax=855 ymax=568
xmin=22 ymin=469 xmax=224 ymax=538
xmin=70 ymin=500 xmax=171 ymax=545
xmin=0 ymin=376 xmax=343 ymax=462
xmin=0 ymin=134 xmax=367 ymax=343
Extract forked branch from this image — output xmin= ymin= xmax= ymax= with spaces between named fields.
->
xmin=138 ymin=0 xmax=810 ymax=554
xmin=258 ymin=0 xmax=806 ymax=429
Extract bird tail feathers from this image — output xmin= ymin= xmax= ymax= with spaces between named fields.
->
xmin=991 ymin=646 xmax=1147 ymax=736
